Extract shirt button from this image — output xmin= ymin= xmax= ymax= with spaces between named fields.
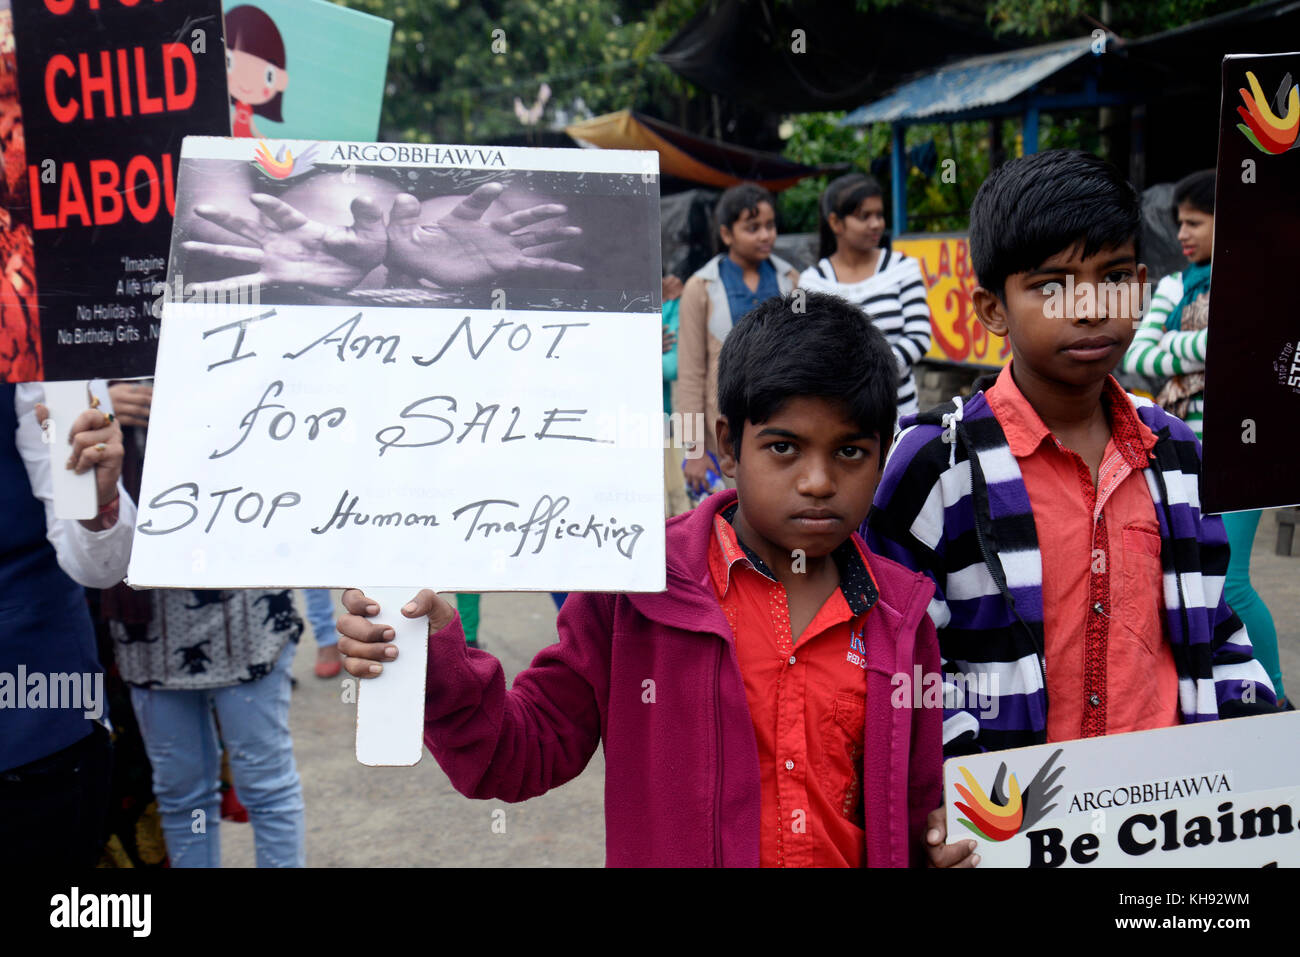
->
xmin=1092 ymin=602 xmax=1104 ymax=615
xmin=788 ymin=656 xmax=797 ymax=665
xmin=1089 ymin=694 xmax=1101 ymax=707
xmin=785 ymin=760 xmax=795 ymax=771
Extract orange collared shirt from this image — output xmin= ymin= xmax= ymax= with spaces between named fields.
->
xmin=707 ymin=502 xmax=876 ymax=867
xmin=985 ymin=364 xmax=1180 ymax=742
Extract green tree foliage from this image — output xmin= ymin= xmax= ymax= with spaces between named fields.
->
xmin=985 ymin=0 xmax=1262 ymax=38
xmin=781 ymin=112 xmax=1099 ymax=235
xmin=779 ymin=113 xmax=881 ymax=236
xmin=338 ymin=0 xmax=701 ymax=143
xmin=339 ymin=0 xmax=1259 ymax=234
xmin=779 ymin=0 xmax=1255 ymax=234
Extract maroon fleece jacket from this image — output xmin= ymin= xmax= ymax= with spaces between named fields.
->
xmin=422 ymin=489 xmax=942 ymax=866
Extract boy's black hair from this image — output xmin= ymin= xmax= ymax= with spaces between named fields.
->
xmin=714 ymin=183 xmax=776 ymax=247
xmin=1172 ymin=169 xmax=1216 ymax=219
xmin=717 ymin=290 xmax=897 ymax=458
xmin=969 ymin=149 xmax=1141 ymax=300
xmin=818 ymin=172 xmax=884 ymax=260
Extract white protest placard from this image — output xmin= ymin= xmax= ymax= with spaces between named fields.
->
xmin=128 ymin=137 xmax=665 ymax=591
xmin=128 ymin=137 xmax=666 ymax=764
xmin=42 ymin=379 xmax=99 ymax=521
xmin=129 ymin=301 xmax=664 ymax=589
xmin=946 ymin=711 xmax=1300 ymax=867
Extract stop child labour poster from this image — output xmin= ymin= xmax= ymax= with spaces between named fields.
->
xmin=1201 ymin=52 xmax=1300 ymax=513
xmin=945 ymin=712 xmax=1300 ymax=867
xmin=127 ymin=137 xmax=666 ymax=592
xmin=1 ymin=0 xmax=230 ymax=383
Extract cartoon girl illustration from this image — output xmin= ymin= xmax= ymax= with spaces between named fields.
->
xmin=224 ymin=5 xmax=288 ymax=138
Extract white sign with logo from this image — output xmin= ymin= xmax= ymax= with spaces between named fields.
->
xmin=127 ymin=138 xmax=666 ymax=766
xmin=945 ymin=712 xmax=1300 ymax=867
xmin=128 ymin=138 xmax=666 ymax=592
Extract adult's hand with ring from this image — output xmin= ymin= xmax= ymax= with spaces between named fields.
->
xmin=108 ymin=381 xmax=152 ymax=428
xmin=34 ymin=402 xmax=125 ymax=528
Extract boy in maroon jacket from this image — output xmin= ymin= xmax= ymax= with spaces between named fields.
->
xmin=338 ymin=292 xmax=967 ymax=867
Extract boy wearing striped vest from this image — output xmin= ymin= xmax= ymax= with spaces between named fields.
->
xmin=864 ymin=150 xmax=1278 ymax=861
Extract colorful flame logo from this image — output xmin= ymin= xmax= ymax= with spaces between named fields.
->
xmin=252 ymin=141 xmax=319 ymax=180
xmin=1236 ymin=71 xmax=1299 ymax=155
xmin=952 ymin=748 xmax=1065 ymax=842
xmin=954 ymin=765 xmax=1024 ymax=841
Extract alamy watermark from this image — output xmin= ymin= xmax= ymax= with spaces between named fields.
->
xmin=1041 ymin=277 xmax=1152 ymax=323
xmin=591 ymin=407 xmax=706 ymax=456
xmin=890 ymin=665 xmax=1000 ymax=720
xmin=150 ymin=271 xmax=262 ymax=319
xmin=0 ymin=668 xmax=103 ymax=720
xmin=50 ymin=887 xmax=150 ymax=937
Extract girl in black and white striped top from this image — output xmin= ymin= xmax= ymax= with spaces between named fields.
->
xmin=799 ymin=174 xmax=932 ymax=419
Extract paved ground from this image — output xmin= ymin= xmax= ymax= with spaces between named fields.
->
xmin=222 ymin=510 xmax=1300 ymax=867
xmin=221 ymin=591 xmax=605 ymax=867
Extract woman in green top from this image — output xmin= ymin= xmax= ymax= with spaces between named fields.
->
xmin=1122 ymin=170 xmax=1287 ymax=704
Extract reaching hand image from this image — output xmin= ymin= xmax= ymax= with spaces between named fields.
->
xmin=384 ymin=182 xmax=584 ymax=287
xmin=179 ymin=181 xmax=585 ymax=297
xmin=183 ymin=192 xmax=389 ymax=294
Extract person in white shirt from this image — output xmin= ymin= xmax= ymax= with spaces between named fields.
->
xmin=799 ymin=173 xmax=933 ymax=422
xmin=2 ymin=380 xmax=134 ymax=866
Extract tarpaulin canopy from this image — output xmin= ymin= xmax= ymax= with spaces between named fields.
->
xmin=655 ymin=0 xmax=1009 ymax=113
xmin=565 ymin=109 xmax=836 ymax=191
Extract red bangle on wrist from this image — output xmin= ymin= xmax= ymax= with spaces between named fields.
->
xmin=96 ymin=496 xmax=120 ymax=526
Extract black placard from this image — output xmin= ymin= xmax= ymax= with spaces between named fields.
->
xmin=3 ymin=0 xmax=229 ymax=382
xmin=1201 ymin=52 xmax=1300 ymax=513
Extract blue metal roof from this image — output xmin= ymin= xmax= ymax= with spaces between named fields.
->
xmin=842 ymin=37 xmax=1097 ymax=125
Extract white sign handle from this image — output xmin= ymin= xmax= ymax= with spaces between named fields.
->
xmin=42 ymin=380 xmax=99 ymax=521
xmin=355 ymin=587 xmax=429 ymax=767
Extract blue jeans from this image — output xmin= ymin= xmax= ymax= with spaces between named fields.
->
xmin=304 ymin=589 xmax=336 ymax=647
xmin=129 ymin=642 xmax=305 ymax=867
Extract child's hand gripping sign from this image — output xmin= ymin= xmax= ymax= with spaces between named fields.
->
xmin=340 ymin=588 xmax=448 ymax=766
